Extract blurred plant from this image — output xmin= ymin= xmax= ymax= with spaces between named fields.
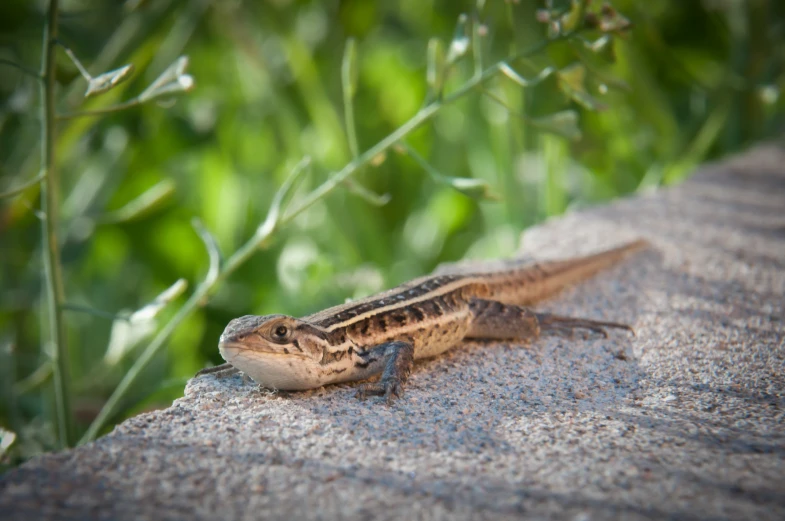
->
xmin=82 ymin=0 xmax=634 ymax=444
xmin=1 ymin=0 xmax=195 ymax=450
xmin=1 ymin=0 xmax=783 ymax=465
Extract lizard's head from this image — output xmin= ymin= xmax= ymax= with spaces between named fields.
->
xmin=218 ymin=314 xmax=331 ymax=390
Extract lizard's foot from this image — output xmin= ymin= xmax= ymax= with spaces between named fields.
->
xmin=356 ymin=377 xmax=404 ymax=405
xmin=354 ymin=340 xmax=414 ymax=406
xmin=535 ymin=312 xmax=634 ymax=340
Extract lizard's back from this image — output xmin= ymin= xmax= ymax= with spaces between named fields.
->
xmin=303 ymin=240 xmax=648 ymax=359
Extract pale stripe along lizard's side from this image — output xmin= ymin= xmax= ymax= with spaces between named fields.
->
xmin=198 ymin=239 xmax=648 ymax=403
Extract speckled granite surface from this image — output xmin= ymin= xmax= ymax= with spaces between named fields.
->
xmin=2 ymin=145 xmax=784 ymax=521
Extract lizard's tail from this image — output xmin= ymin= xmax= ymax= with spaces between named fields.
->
xmin=487 ymin=239 xmax=650 ymax=306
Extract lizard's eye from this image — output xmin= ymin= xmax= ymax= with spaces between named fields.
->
xmin=273 ymin=325 xmax=288 ymax=339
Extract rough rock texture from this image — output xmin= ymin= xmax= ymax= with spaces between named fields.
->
xmin=2 ymin=145 xmax=785 ymax=521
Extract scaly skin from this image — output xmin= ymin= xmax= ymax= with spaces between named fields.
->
xmin=203 ymin=240 xmax=648 ymax=403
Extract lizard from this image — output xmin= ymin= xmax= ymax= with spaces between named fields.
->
xmin=198 ymin=239 xmax=648 ymax=403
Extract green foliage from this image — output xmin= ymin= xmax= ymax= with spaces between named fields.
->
xmin=1 ymin=0 xmax=784 ymax=466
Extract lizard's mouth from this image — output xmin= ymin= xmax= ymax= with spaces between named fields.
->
xmin=218 ymin=341 xmax=309 ymax=359
xmin=218 ymin=341 xmax=322 ymax=391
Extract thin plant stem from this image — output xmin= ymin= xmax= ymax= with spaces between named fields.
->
xmin=57 ymin=98 xmax=141 ymax=120
xmin=472 ymin=14 xmax=483 ymax=78
xmin=0 ymin=58 xmax=42 ymax=80
xmin=398 ymin=141 xmax=445 ymax=183
xmin=14 ymin=362 xmax=53 ymax=395
xmin=80 ymin=289 xmax=203 ymax=443
xmin=62 ymin=303 xmax=131 ymax=321
xmin=80 ymin=29 xmax=582 ymax=445
xmin=480 ymin=88 xmax=528 ymax=119
xmin=57 ymin=41 xmax=92 ymax=81
xmin=338 ymin=39 xmax=389 ymax=206
xmin=40 ymin=0 xmax=74 ymax=448
xmin=342 ymin=40 xmax=360 ymax=160
xmin=281 ymin=33 xmax=569 ymax=222
xmin=0 ymin=173 xmax=44 ymax=199
xmin=80 ymin=158 xmax=309 ymax=444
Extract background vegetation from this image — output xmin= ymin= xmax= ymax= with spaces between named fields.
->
xmin=1 ymin=0 xmax=783 ymax=465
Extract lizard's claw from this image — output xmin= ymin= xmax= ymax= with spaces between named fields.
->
xmin=354 ymin=340 xmax=413 ymax=405
xmin=536 ymin=313 xmax=634 ymax=340
xmin=356 ymin=377 xmax=404 ymax=405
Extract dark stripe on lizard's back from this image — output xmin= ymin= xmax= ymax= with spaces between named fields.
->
xmin=306 ymin=274 xmax=466 ymax=328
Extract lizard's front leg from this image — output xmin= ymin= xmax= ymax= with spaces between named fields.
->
xmin=355 ymin=341 xmax=415 ymax=405
xmin=466 ymin=298 xmax=633 ymax=341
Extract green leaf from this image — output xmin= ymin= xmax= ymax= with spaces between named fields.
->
xmin=559 ymin=0 xmax=587 ymax=32
xmin=446 ymin=177 xmax=500 ymax=201
xmin=13 ymin=362 xmax=52 ymax=395
xmin=344 ymin=180 xmax=391 ymax=206
xmin=564 ymin=88 xmax=607 ymax=111
xmin=529 ymin=110 xmax=582 ymax=141
xmin=129 ymin=279 xmax=189 ymax=323
xmin=557 ymin=63 xmax=607 ymax=111
xmin=138 ymin=56 xmax=195 ymax=103
xmin=192 ymin=219 xmax=222 ymax=288
xmin=341 ymin=39 xmax=359 ymax=99
xmin=0 ymin=173 xmax=43 ymax=199
xmin=569 ymin=38 xmax=629 ymax=92
xmin=598 ymin=4 xmax=633 ymax=34
xmin=499 ymin=63 xmax=557 ymax=88
xmin=103 ymin=279 xmax=189 ymax=366
xmin=85 ymin=64 xmax=134 ymax=98
xmin=592 ymin=71 xmax=630 ymax=93
xmin=260 ymin=157 xmax=312 ymax=239
xmin=339 ymin=41 xmax=388 ymax=206
xmin=583 ymin=34 xmax=614 ymax=54
xmin=446 ymin=13 xmax=470 ymax=64
xmin=557 ymin=62 xmax=586 ymax=92
xmin=427 ymin=38 xmax=446 ymax=94
xmin=401 ymin=142 xmax=499 ymax=201
xmin=99 ymin=179 xmax=176 ymax=224
xmin=0 ymin=427 xmax=16 ymax=458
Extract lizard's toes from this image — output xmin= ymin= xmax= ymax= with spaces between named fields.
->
xmin=355 ymin=378 xmax=405 ymax=405
xmin=355 ymin=383 xmax=383 ymax=401
xmin=383 ymin=380 xmax=404 ymax=405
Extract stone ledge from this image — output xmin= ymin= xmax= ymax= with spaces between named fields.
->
xmin=2 ymin=144 xmax=784 ymax=521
